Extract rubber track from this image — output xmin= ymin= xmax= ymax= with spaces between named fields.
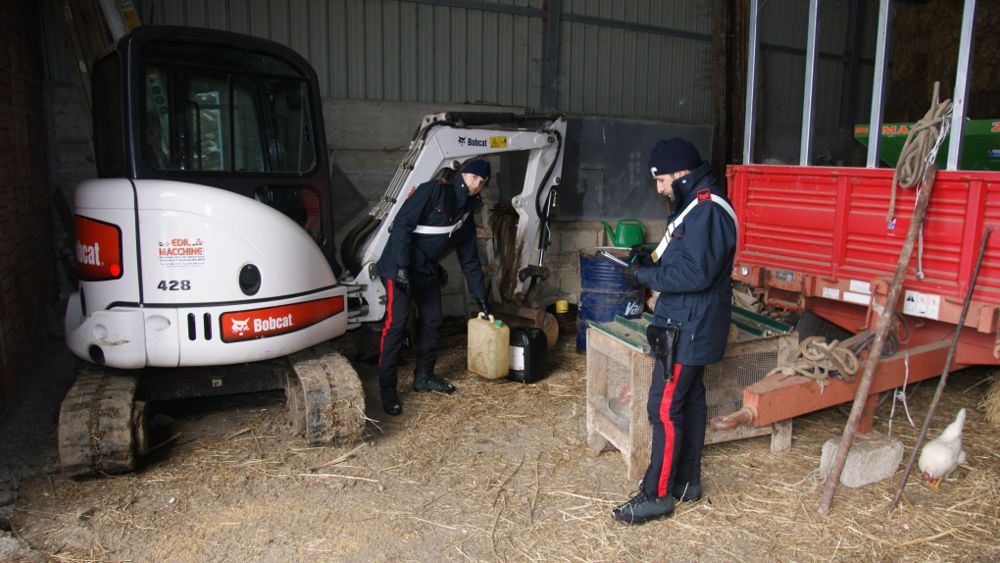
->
xmin=287 ymin=343 xmax=365 ymax=446
xmin=58 ymin=369 xmax=138 ymax=477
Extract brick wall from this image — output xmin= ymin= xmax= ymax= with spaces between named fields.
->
xmin=0 ymin=0 xmax=56 ymax=401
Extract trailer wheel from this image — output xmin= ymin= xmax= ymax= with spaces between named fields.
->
xmin=793 ymin=312 xmax=853 ymax=342
xmin=58 ymin=369 xmax=145 ymax=477
xmin=287 ymin=343 xmax=365 ymax=446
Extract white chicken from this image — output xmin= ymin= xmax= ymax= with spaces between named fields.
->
xmin=917 ymin=408 xmax=968 ymax=489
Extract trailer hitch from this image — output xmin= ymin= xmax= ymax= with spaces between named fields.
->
xmin=710 ymin=405 xmax=757 ymax=431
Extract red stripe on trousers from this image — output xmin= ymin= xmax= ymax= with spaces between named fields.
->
xmin=657 ymin=362 xmax=683 ymax=497
xmin=378 ymin=280 xmax=394 ymax=366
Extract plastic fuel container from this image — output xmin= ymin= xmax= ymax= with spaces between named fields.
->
xmin=468 ymin=313 xmax=510 ymax=379
xmin=508 ymin=326 xmax=547 ymax=383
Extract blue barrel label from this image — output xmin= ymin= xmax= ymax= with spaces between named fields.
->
xmin=624 ymin=300 xmax=643 ymax=316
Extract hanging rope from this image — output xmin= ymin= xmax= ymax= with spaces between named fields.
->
xmin=885 ymin=82 xmax=953 ymax=280
xmin=490 ymin=206 xmax=520 ymax=302
xmin=777 ymin=336 xmax=860 ymax=391
xmin=887 ymin=82 xmax=953 ymax=219
xmin=887 ymin=350 xmax=916 ymax=438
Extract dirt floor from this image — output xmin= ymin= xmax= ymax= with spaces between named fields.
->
xmin=2 ymin=322 xmax=1000 ymax=562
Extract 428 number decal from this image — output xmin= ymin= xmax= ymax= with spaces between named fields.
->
xmin=157 ymin=280 xmax=191 ymax=291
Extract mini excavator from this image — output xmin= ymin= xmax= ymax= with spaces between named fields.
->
xmin=339 ymin=112 xmax=567 ymax=336
xmin=60 ymin=26 xmax=566 ymax=476
xmin=60 ymin=26 xmax=364 ymax=476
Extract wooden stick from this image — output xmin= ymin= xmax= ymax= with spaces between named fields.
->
xmin=309 ymin=443 xmax=367 ymax=472
xmin=492 ymin=457 xmax=524 ymax=507
xmin=818 ymin=167 xmax=937 ymax=515
xmin=547 ymin=490 xmax=612 ymax=503
xmin=888 ymin=227 xmax=992 ymax=512
xmin=224 ymin=428 xmax=251 ymax=440
xmin=250 ymin=429 xmax=265 ymax=458
xmin=298 ymin=473 xmax=378 ymax=482
xmin=896 ymin=527 xmax=958 ymax=548
xmin=145 ymin=432 xmax=182 ymax=454
xmin=408 ymin=515 xmax=460 ymax=531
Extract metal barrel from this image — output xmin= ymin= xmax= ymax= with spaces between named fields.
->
xmin=577 ymin=247 xmax=645 ymax=351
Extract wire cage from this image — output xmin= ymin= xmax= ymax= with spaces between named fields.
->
xmin=585 ymin=311 xmax=796 ymax=479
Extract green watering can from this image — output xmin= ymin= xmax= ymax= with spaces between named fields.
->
xmin=601 ymin=218 xmax=645 ymax=247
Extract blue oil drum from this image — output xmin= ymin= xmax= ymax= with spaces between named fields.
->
xmin=577 ymin=247 xmax=645 ymax=351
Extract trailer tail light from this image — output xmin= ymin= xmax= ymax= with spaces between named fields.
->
xmin=219 ymin=295 xmax=345 ymax=343
xmin=74 ymin=215 xmax=123 ymax=281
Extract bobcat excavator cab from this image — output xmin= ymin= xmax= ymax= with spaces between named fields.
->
xmin=340 ymin=112 xmax=567 ymax=335
xmin=59 ymin=26 xmax=364 ymax=476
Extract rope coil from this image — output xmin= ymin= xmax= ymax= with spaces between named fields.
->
xmin=778 ymin=336 xmax=860 ymax=391
xmin=887 ymin=82 xmax=953 ymax=218
xmin=885 ymin=82 xmax=953 ymax=280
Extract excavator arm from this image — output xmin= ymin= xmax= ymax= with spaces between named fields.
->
xmin=340 ymin=112 xmax=566 ymax=327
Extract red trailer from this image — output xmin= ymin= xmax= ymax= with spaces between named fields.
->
xmin=712 ymin=0 xmax=992 ymax=435
xmin=713 ymin=165 xmax=1000 ymax=432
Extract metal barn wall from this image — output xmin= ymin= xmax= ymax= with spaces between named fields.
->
xmin=757 ymin=0 xmax=876 ymax=136
xmin=144 ymin=0 xmax=543 ymax=108
xmin=140 ymin=0 xmax=716 ymax=123
xmin=558 ymin=0 xmax=712 ymax=122
xmin=140 ymin=0 xmax=879 ymax=149
xmin=851 ymin=0 xmax=880 ymax=123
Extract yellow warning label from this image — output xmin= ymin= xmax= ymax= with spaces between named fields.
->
xmin=490 ymin=136 xmax=508 ymax=148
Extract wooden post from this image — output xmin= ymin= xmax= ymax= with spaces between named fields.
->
xmin=888 ymin=227 xmax=992 ymax=512
xmin=817 ymin=167 xmax=937 ymax=515
xmin=858 ymin=393 xmax=879 ymax=434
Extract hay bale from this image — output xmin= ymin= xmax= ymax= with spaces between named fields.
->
xmin=981 ymin=376 xmax=1000 ymax=426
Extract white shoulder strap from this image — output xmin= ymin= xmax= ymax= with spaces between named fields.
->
xmin=413 ymin=211 xmax=470 ymax=236
xmin=651 ymin=195 xmax=737 ymax=261
xmin=710 ymin=195 xmax=738 ymax=228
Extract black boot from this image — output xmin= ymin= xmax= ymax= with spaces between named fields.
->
xmin=672 ymin=483 xmax=701 ymax=502
xmin=381 ymin=387 xmax=402 ymax=416
xmin=413 ymin=370 xmax=455 ymax=394
xmin=611 ymin=491 xmax=674 ymax=524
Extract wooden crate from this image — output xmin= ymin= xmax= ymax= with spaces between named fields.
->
xmin=585 ymin=315 xmax=796 ymax=479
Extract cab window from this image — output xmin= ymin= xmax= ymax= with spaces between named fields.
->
xmin=141 ymin=43 xmax=316 ymax=175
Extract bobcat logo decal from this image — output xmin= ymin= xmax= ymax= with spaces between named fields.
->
xmin=230 ymin=317 xmax=250 ymax=336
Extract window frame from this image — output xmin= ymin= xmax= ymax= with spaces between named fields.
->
xmin=135 ymin=45 xmax=319 ymax=178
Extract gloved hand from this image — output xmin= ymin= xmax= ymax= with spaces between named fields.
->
xmin=629 ymin=245 xmax=654 ymax=266
xmin=623 ymin=264 xmax=643 ymax=288
xmin=395 ymin=267 xmax=410 ymax=294
xmin=476 ymin=297 xmax=492 ymax=318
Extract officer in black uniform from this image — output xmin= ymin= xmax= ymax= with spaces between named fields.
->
xmin=375 ymin=160 xmax=492 ymax=416
xmin=611 ymin=138 xmax=738 ymax=524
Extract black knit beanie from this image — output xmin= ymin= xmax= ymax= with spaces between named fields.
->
xmin=461 ymin=159 xmax=491 ymax=182
xmin=648 ymin=138 xmax=701 ymax=176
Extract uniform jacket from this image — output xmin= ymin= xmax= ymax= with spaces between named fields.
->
xmin=376 ymin=174 xmax=487 ymax=300
xmin=635 ymin=162 xmax=737 ymax=365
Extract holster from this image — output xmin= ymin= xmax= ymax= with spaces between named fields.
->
xmin=646 ymin=324 xmax=680 ymax=381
